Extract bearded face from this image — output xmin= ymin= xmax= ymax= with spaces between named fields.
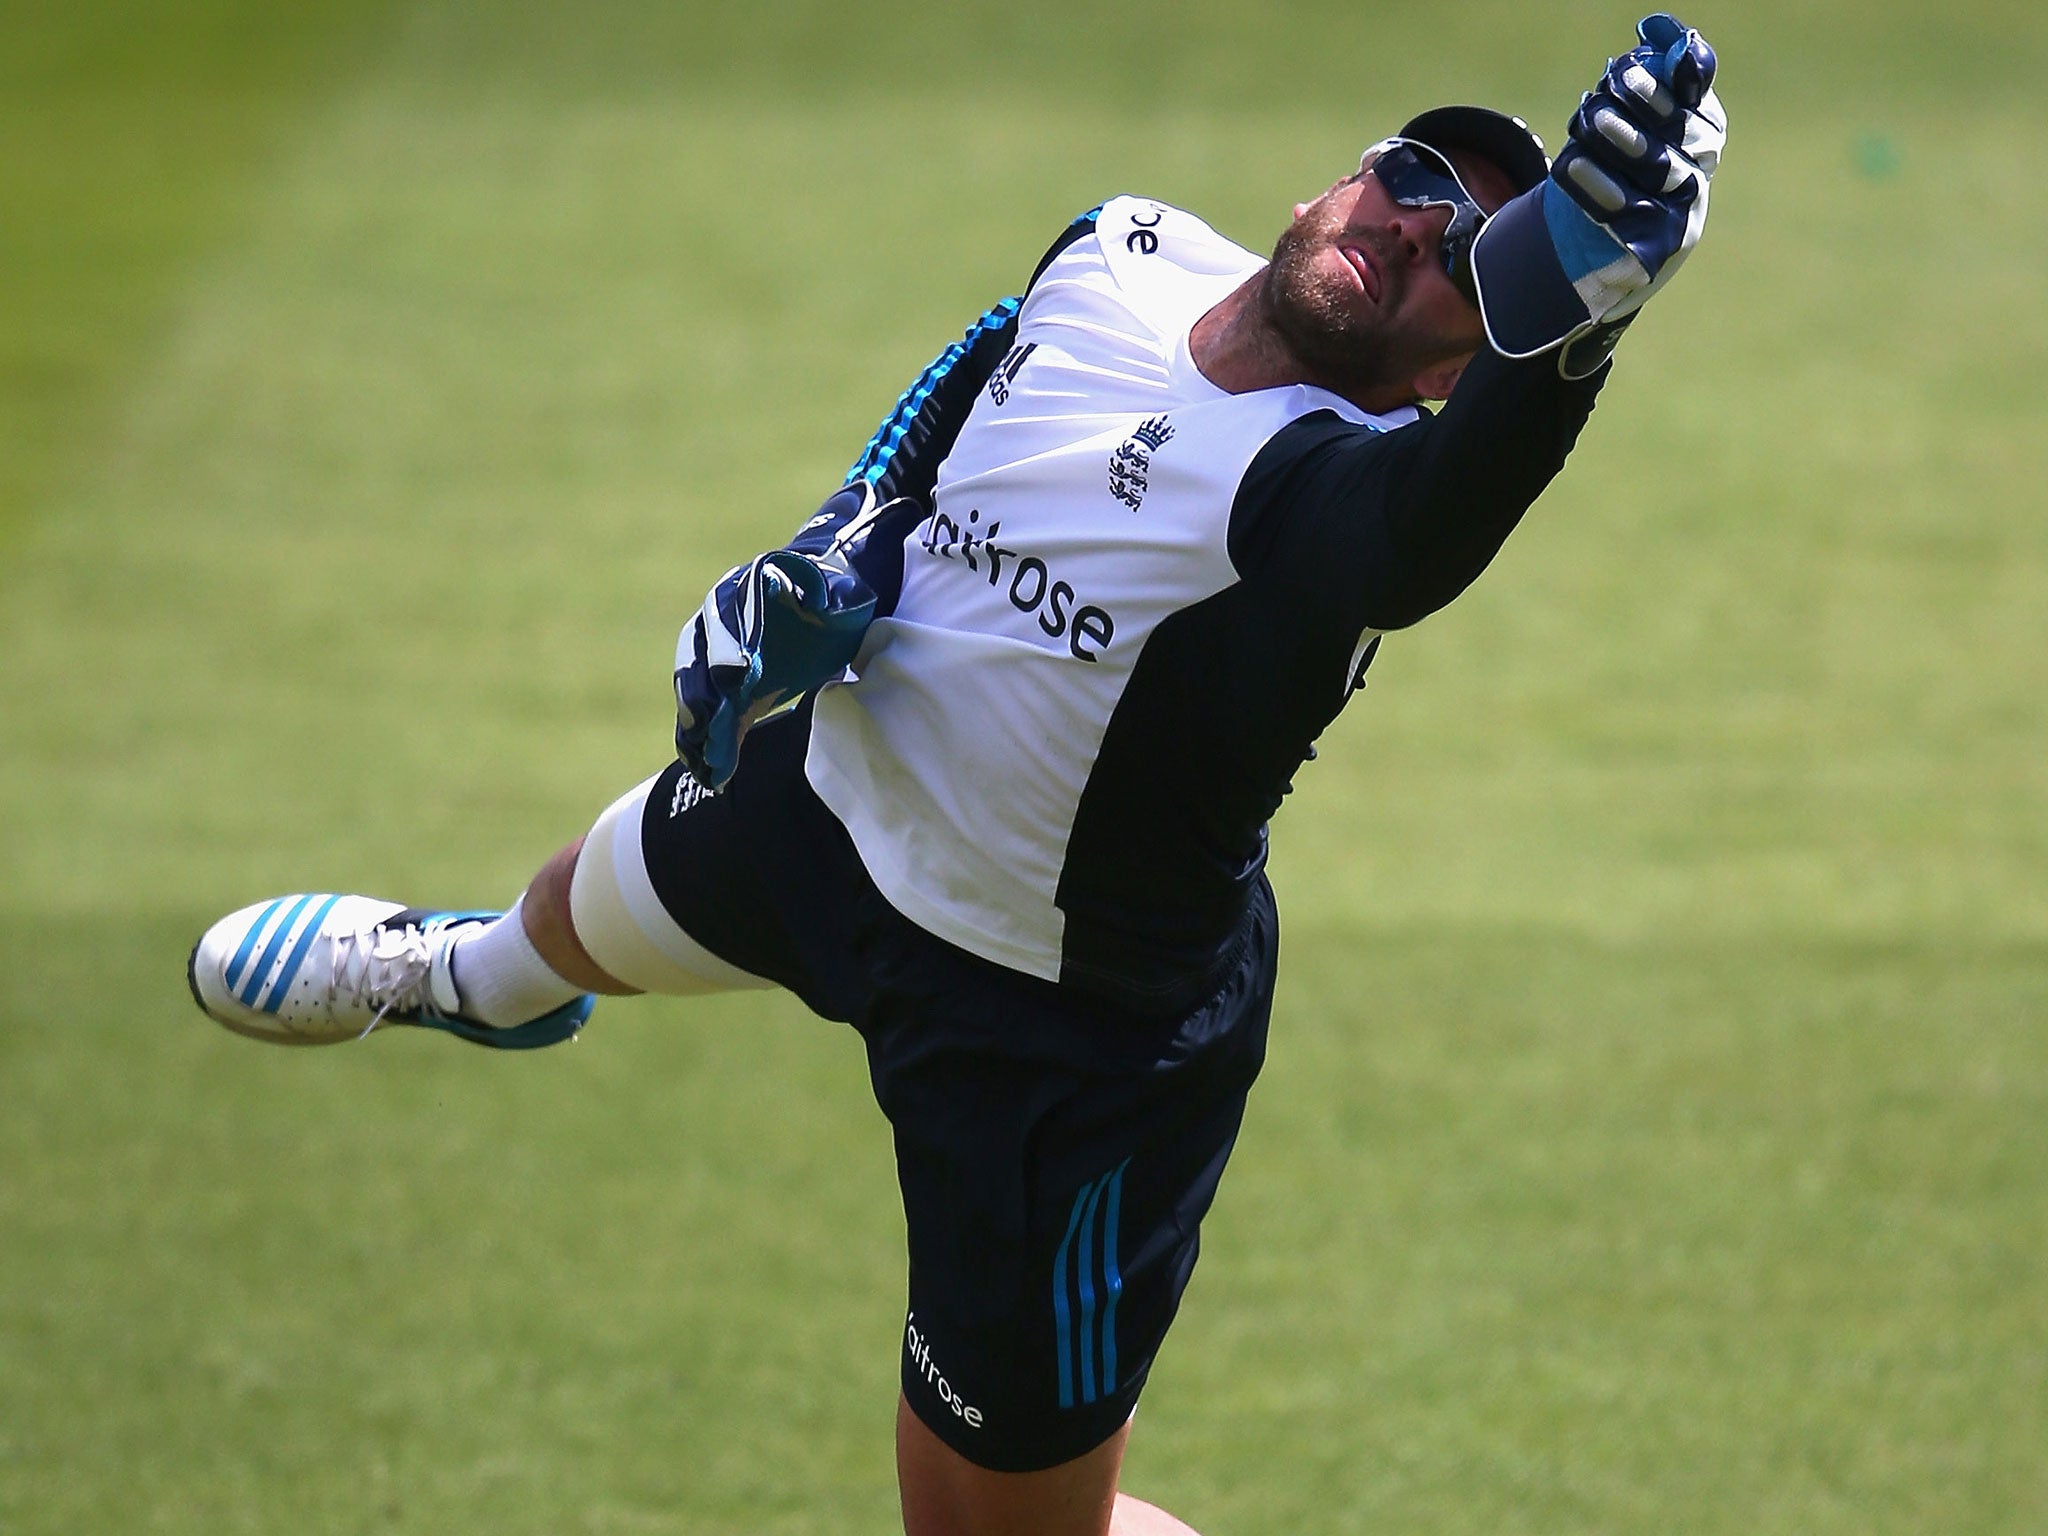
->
xmin=1257 ymin=177 xmax=1481 ymax=404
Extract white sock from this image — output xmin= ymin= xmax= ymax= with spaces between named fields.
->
xmin=446 ymin=898 xmax=584 ymax=1027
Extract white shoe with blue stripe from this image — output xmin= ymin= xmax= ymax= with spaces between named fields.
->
xmin=187 ymin=895 xmax=591 ymax=1049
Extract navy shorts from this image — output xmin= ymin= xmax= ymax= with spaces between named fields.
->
xmin=639 ymin=704 xmax=1277 ymax=1472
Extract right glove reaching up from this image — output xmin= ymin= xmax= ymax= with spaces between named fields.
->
xmin=1472 ymin=13 xmax=1727 ymax=379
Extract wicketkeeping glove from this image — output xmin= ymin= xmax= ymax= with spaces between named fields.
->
xmin=1472 ymin=13 xmax=1726 ymax=378
xmin=673 ymin=482 xmax=888 ymax=793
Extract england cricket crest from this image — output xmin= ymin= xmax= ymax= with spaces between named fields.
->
xmin=1108 ymin=414 xmax=1174 ymax=511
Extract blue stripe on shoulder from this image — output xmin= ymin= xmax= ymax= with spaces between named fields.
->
xmin=842 ymin=204 xmax=1105 ymax=490
xmin=846 ymin=296 xmax=1021 ymax=488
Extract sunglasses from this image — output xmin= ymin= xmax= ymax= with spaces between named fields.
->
xmin=1361 ymin=137 xmax=1488 ymax=305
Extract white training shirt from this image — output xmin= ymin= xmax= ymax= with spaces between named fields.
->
xmin=805 ymin=197 xmax=1417 ymax=987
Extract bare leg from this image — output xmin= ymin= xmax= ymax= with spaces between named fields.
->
xmin=895 ymin=1396 xmax=1202 ymax=1536
xmin=518 ymin=838 xmax=640 ymax=995
xmin=1110 ymin=1493 xmax=1206 ymax=1535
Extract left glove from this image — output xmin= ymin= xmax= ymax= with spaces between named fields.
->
xmin=673 ymin=484 xmax=884 ymax=793
xmin=1472 ymin=13 xmax=1727 ymax=378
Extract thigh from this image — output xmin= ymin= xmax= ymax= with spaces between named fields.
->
xmin=866 ymin=882 xmax=1278 ymax=1474
xmin=629 ymin=702 xmax=876 ymax=1021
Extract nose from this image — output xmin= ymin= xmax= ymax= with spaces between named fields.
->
xmin=1386 ymin=204 xmax=1449 ymax=272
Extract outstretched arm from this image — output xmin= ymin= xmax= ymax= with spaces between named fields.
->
xmin=1472 ymin=12 xmax=1725 ymax=378
xmin=1234 ymin=14 xmax=1725 ymax=642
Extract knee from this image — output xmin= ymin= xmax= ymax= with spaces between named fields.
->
xmin=520 ymin=838 xmax=631 ymax=994
xmin=896 ymin=1395 xmax=1129 ymax=1536
xmin=561 ymin=779 xmax=776 ymax=996
xmin=527 ymin=838 xmax=584 ymax=938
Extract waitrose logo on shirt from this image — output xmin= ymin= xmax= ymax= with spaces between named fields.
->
xmin=916 ymin=506 xmax=1117 ymax=663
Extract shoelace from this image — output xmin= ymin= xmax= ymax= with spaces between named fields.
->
xmin=328 ymin=921 xmax=446 ymax=1038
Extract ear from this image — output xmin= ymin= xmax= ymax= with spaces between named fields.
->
xmin=1410 ymin=352 xmax=1473 ymax=402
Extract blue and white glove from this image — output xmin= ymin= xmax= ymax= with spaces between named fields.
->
xmin=1472 ymin=13 xmax=1726 ymax=379
xmin=673 ymin=482 xmax=891 ymax=793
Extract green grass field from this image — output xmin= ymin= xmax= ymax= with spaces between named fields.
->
xmin=4 ymin=2 xmax=2045 ymax=1531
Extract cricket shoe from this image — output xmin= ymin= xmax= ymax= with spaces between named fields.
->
xmin=187 ymin=895 xmax=591 ymax=1049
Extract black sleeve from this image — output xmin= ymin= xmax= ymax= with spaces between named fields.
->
xmin=841 ymin=207 xmax=1104 ymax=506
xmin=1229 ymin=345 xmax=1607 ymax=632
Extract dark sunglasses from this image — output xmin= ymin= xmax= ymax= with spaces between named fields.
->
xmin=1362 ymin=137 xmax=1488 ymax=304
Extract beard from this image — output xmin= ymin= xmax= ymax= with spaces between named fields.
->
xmin=1259 ymin=200 xmax=1426 ymax=402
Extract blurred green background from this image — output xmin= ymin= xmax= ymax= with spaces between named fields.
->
xmin=3 ymin=2 xmax=2044 ymax=1532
